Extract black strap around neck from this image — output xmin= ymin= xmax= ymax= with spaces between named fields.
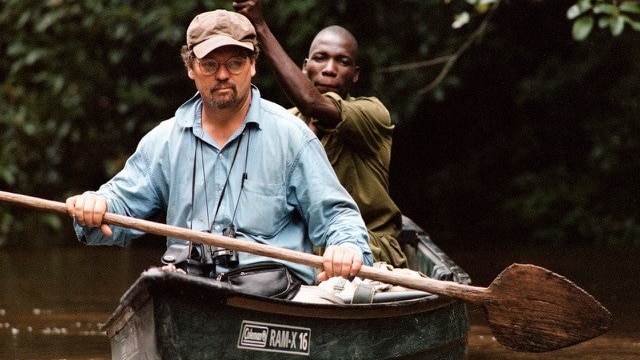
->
xmin=189 ymin=128 xmax=251 ymax=232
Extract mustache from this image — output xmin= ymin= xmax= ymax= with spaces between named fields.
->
xmin=210 ymin=83 xmax=236 ymax=92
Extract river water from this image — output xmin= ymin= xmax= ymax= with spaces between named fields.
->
xmin=1 ymin=242 xmax=638 ymax=359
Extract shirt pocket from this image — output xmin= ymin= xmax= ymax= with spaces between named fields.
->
xmin=235 ymin=178 xmax=289 ymax=238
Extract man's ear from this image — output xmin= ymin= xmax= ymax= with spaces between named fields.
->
xmin=353 ymin=65 xmax=360 ymax=84
xmin=302 ymin=59 xmax=309 ymax=75
xmin=187 ymin=64 xmax=196 ymax=80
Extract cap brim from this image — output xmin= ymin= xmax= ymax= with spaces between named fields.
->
xmin=192 ymin=35 xmax=254 ymax=58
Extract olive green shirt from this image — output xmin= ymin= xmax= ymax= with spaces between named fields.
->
xmin=291 ymin=92 xmax=408 ymax=268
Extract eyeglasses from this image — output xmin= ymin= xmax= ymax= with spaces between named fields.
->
xmin=195 ymin=56 xmax=248 ymax=75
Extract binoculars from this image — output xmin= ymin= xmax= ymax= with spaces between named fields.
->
xmin=161 ymin=226 xmax=239 ymax=276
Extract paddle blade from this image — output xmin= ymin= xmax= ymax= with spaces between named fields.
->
xmin=483 ymin=263 xmax=612 ymax=352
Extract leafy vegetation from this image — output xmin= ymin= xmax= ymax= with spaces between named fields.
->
xmin=455 ymin=0 xmax=640 ymax=41
xmin=567 ymin=0 xmax=640 ymax=40
xmin=1 ymin=0 xmax=638 ymax=248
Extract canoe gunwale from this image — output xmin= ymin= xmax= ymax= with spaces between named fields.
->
xmin=104 ymin=267 xmax=462 ymax=338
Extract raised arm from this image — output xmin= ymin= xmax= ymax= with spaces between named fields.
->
xmin=233 ymin=0 xmax=342 ymax=127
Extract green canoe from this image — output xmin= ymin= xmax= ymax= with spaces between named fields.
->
xmin=103 ymin=216 xmax=471 ymax=359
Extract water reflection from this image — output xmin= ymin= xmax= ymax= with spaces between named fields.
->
xmin=1 ymin=245 xmax=164 ymax=359
xmin=1 ymin=243 xmax=639 ymax=359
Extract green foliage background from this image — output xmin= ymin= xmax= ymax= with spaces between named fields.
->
xmin=1 ymin=0 xmax=638 ymax=249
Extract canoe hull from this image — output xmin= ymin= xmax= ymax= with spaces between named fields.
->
xmin=109 ymin=270 xmax=468 ymax=359
xmin=106 ymin=216 xmax=471 ymax=359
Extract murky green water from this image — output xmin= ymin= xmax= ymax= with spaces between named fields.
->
xmin=0 ymin=245 xmax=164 ymax=359
xmin=1 ymin=243 xmax=638 ymax=359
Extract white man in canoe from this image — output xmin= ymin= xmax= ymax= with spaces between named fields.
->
xmin=66 ymin=9 xmax=372 ymax=300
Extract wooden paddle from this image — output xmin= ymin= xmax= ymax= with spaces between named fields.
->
xmin=0 ymin=190 xmax=612 ymax=352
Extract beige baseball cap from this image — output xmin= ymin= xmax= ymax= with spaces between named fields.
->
xmin=186 ymin=10 xmax=256 ymax=58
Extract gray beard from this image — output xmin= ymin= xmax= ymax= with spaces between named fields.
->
xmin=204 ymin=89 xmax=238 ymax=110
xmin=211 ymin=98 xmax=237 ymax=109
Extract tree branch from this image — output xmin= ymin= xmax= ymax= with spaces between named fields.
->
xmin=377 ymin=0 xmax=501 ymax=96
xmin=418 ymin=0 xmax=501 ymax=95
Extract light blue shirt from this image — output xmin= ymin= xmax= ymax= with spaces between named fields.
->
xmin=75 ymin=86 xmax=372 ymax=284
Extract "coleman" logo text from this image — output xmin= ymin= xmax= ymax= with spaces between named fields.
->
xmin=238 ymin=320 xmax=311 ymax=356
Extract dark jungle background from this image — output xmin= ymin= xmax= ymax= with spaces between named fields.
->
xmin=1 ymin=0 xmax=639 ymax=252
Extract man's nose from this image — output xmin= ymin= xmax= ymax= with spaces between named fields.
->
xmin=215 ymin=64 xmax=231 ymax=80
xmin=321 ymin=59 xmax=338 ymax=76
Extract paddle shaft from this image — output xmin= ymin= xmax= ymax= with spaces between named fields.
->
xmin=0 ymin=190 xmax=488 ymax=301
xmin=0 ymin=191 xmax=612 ymax=352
